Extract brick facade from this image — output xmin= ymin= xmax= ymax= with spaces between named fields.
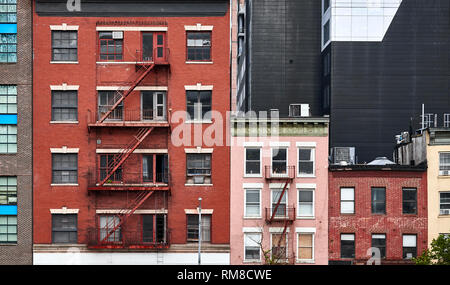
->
xmin=33 ymin=0 xmax=230 ymax=264
xmin=328 ymin=168 xmax=428 ymax=264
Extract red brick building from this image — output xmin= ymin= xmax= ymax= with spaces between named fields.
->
xmin=328 ymin=160 xmax=428 ymax=265
xmin=32 ymin=0 xmax=230 ymax=264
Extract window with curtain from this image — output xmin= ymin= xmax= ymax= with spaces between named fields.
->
xmin=244 ymin=233 xmax=261 ymax=261
xmin=298 ymin=189 xmax=314 ymax=217
xmin=186 ymin=214 xmax=211 ymax=242
xmin=186 ymin=90 xmax=212 ymax=121
xmin=186 ymin=32 xmax=211 ymax=61
xmin=298 ymin=148 xmax=315 ymax=176
xmin=245 ymin=148 xmax=261 ymax=176
xmin=245 ymin=189 xmax=260 ymax=217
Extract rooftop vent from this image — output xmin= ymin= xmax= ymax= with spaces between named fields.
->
xmin=367 ymin=157 xmax=396 ymax=166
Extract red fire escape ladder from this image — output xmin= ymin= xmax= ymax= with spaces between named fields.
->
xmin=98 ymin=64 xmax=156 ymax=123
xmin=100 ymin=190 xmax=155 ymax=243
xmin=99 ymin=127 xmax=154 ymax=186
xmin=269 ymin=180 xmax=290 ymax=222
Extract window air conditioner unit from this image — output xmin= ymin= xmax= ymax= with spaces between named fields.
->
xmin=439 ymin=170 xmax=450 ymax=176
xmin=193 ymin=176 xmax=205 ymax=184
xmin=333 ymin=147 xmax=356 ymax=165
xmin=440 ymin=209 xmax=450 ymax=215
xmin=112 ymin=31 xmax=124 ymax=39
xmin=289 ymin=104 xmax=310 ymax=117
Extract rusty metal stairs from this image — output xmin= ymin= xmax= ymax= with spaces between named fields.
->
xmin=99 ymin=127 xmax=154 ymax=186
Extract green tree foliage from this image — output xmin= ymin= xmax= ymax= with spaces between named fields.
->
xmin=414 ymin=234 xmax=450 ymax=265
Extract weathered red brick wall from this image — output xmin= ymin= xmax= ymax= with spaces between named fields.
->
xmin=328 ymin=170 xmax=428 ymax=262
xmin=33 ymin=9 xmax=230 ymax=245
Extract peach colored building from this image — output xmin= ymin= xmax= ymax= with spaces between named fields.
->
xmin=230 ymin=116 xmax=329 ymax=265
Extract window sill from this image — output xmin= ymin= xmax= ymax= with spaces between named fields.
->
xmin=244 ymin=175 xmax=263 ymax=178
xmin=297 ymin=175 xmax=316 ymax=178
xmin=50 ymin=61 xmax=79 ymax=64
xmin=243 ymin=217 xmax=262 ymax=220
xmin=296 ymin=259 xmax=315 ymax=264
xmin=438 ymin=175 xmax=450 ymax=179
xmin=297 ymin=216 xmax=315 ymax=220
xmin=50 ymin=121 xmax=79 ymax=124
xmin=0 ymin=243 xmax=17 ymax=246
xmin=438 ymin=215 xmax=450 ymax=218
xmin=243 ymin=260 xmax=261 ymax=264
xmin=51 ymin=184 xmax=79 ymax=187
xmin=185 ymin=184 xmax=213 ymax=187
xmin=186 ymin=61 xmax=213 ymax=65
xmin=185 ymin=120 xmax=213 ymax=124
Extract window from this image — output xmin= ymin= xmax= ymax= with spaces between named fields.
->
xmin=340 ymin=187 xmax=354 ymax=214
xmin=298 ymin=233 xmax=314 ymax=261
xmin=186 ymin=90 xmax=212 ymax=121
xmin=51 ymin=91 xmax=78 ymax=121
xmin=0 ymin=33 xmax=16 ymax=63
xmin=0 ymin=176 xmax=16 ymax=205
xmin=52 ymin=31 xmax=77 ymax=62
xmin=323 ymin=21 xmax=330 ymax=45
xmin=143 ymin=154 xmax=169 ymax=184
xmin=141 ymin=91 xmax=166 ymax=121
xmin=99 ymin=154 xmax=122 ymax=182
xmin=298 ymin=189 xmax=314 ymax=217
xmin=186 ymin=153 xmax=211 ymax=184
xmin=440 ymin=192 xmax=450 ymax=215
xmin=142 ymin=214 xmax=166 ymax=243
xmin=298 ymin=148 xmax=315 ymax=176
xmin=272 ymin=148 xmax=287 ymax=175
xmin=272 ymin=189 xmax=287 ymax=217
xmin=0 ymin=0 xmax=16 ymax=23
xmin=371 ymin=187 xmax=386 ymax=214
xmin=244 ymin=233 xmax=261 ymax=261
xmin=52 ymin=154 xmax=78 ymax=184
xmin=98 ymin=91 xmax=123 ymax=121
xmin=323 ymin=0 xmax=330 ymax=13
xmin=0 ymin=85 xmax=16 ymax=114
xmin=0 ymin=125 xmax=16 ymax=153
xmin=245 ymin=189 xmax=260 ymax=218
xmin=403 ymin=235 xmax=417 ymax=259
xmin=99 ymin=215 xmax=121 ymax=242
xmin=271 ymin=233 xmax=287 ymax=261
xmin=245 ymin=148 xmax=261 ymax=176
xmin=340 ymin=234 xmax=355 ymax=259
xmin=403 ymin=188 xmax=417 ymax=214
xmin=99 ymin=31 xmax=123 ymax=61
xmin=440 ymin=153 xmax=450 ymax=175
xmin=0 ymin=215 xmax=16 ymax=243
xmin=52 ymin=214 xmax=77 ymax=244
xmin=371 ymin=234 xmax=386 ymax=259
xmin=186 ymin=214 xmax=211 ymax=242
xmin=187 ymin=32 xmax=211 ymax=61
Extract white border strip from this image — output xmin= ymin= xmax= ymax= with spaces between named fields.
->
xmin=269 ymin=227 xmax=290 ymax=233
xmin=50 ymin=208 xmax=79 ymax=214
xmin=50 ymin=147 xmax=79 ymax=154
xmin=296 ymin=142 xmax=317 ymax=147
xmin=184 ymin=209 xmax=214 ymax=214
xmin=50 ymin=84 xmax=79 ymax=91
xmin=243 ymin=142 xmax=264 ymax=147
xmin=96 ymin=149 xmax=168 ymax=154
xmin=295 ymin=227 xmax=316 ymax=233
xmin=270 ymin=141 xmax=291 ymax=147
xmin=184 ymin=148 xmax=214 ymax=154
xmin=96 ymin=26 xmax=168 ymax=31
xmin=50 ymin=24 xmax=79 ymax=31
xmin=243 ymin=183 xmax=264 ymax=189
xmin=296 ymin=183 xmax=316 ymax=189
xmin=184 ymin=24 xmax=214 ymax=31
xmin=243 ymin=227 xmax=263 ymax=233
xmin=185 ymin=83 xmax=214 ymax=91
xmin=269 ymin=183 xmax=290 ymax=189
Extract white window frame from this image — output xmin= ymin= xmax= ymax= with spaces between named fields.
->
xmin=297 ymin=146 xmax=316 ymax=178
xmin=439 ymin=152 xmax=450 ymax=176
xmin=271 ymin=189 xmax=288 ymax=218
xmin=270 ymin=147 xmax=288 ymax=176
xmin=340 ymin=187 xmax=355 ymax=214
xmin=244 ymin=188 xmax=261 ymax=219
xmin=243 ymin=233 xmax=262 ymax=262
xmin=244 ymin=147 xmax=262 ymax=177
xmin=296 ymin=232 xmax=315 ymax=263
xmin=270 ymin=232 xmax=289 ymax=263
xmin=439 ymin=191 xmax=450 ymax=215
xmin=297 ymin=188 xmax=315 ymax=219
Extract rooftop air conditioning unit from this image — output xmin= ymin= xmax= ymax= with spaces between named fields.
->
xmin=289 ymin=104 xmax=310 ymax=117
xmin=333 ymin=147 xmax=356 ymax=165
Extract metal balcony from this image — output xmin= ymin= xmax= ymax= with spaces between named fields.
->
xmin=265 ymin=207 xmax=296 ymax=223
xmin=264 ymin=166 xmax=296 ymax=180
xmin=88 ymin=108 xmax=169 ymax=128
xmin=87 ymin=228 xmax=170 ymax=249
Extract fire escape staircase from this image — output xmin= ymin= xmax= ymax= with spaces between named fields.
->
xmin=99 ymin=127 xmax=154 ymax=186
xmin=98 ymin=63 xmax=156 ymax=124
xmin=100 ymin=190 xmax=155 ymax=244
